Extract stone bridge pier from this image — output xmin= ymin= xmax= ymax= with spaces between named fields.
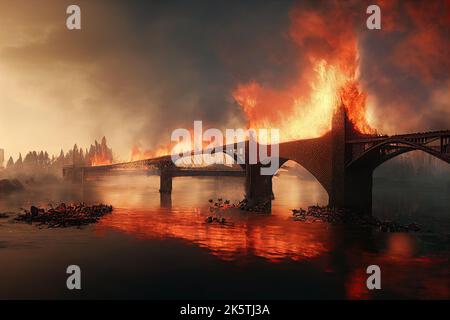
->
xmin=159 ymin=167 xmax=173 ymax=194
xmin=343 ymin=167 xmax=373 ymax=213
xmin=158 ymin=160 xmax=176 ymax=194
xmin=244 ymin=164 xmax=274 ymax=208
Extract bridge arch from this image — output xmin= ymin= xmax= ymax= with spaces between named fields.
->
xmin=373 ymin=149 xmax=450 ymax=178
xmin=372 ymin=150 xmax=450 ymax=220
xmin=348 ymin=138 xmax=450 ymax=171
xmin=273 ymin=160 xmax=329 ymax=205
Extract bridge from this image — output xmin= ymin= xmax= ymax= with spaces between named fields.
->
xmin=63 ymin=104 xmax=450 ymax=214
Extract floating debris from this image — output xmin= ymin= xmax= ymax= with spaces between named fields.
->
xmin=208 ymin=198 xmax=234 ymax=211
xmin=15 ymin=203 xmax=113 ymax=228
xmin=237 ymin=198 xmax=271 ymax=213
xmin=206 ymin=197 xmax=271 ymax=213
xmin=205 ymin=216 xmax=227 ymax=224
xmin=0 ymin=212 xmax=12 ymax=219
xmin=291 ymin=205 xmax=420 ymax=232
xmin=204 ymin=198 xmax=235 ymax=226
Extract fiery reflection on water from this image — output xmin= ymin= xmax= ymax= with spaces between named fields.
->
xmin=96 ymin=206 xmax=330 ymax=262
xmin=47 ymin=174 xmax=447 ymax=299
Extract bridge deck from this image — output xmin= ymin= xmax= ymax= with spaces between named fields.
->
xmin=173 ymin=169 xmax=245 ymax=177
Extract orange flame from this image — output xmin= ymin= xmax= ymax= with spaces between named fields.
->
xmin=130 ymin=145 xmax=171 ymax=162
xmin=91 ymin=154 xmax=112 ymax=166
xmin=233 ymin=4 xmax=375 ymax=141
xmin=129 ymin=129 xmax=213 ymax=163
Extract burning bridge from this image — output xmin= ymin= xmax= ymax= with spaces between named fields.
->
xmin=64 ymin=105 xmax=450 ymax=213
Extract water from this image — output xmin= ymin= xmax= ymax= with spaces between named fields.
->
xmin=0 ymin=173 xmax=449 ymax=299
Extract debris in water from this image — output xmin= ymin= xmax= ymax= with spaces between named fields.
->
xmin=237 ymin=198 xmax=271 ymax=213
xmin=205 ymin=216 xmax=227 ymax=224
xmin=291 ymin=205 xmax=421 ymax=232
xmin=205 ymin=198 xmax=235 ymax=226
xmin=0 ymin=212 xmax=12 ymax=219
xmin=206 ymin=197 xmax=270 ymax=213
xmin=15 ymin=203 xmax=113 ymax=228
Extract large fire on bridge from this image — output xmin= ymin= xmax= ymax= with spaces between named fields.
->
xmin=233 ymin=3 xmax=376 ymax=142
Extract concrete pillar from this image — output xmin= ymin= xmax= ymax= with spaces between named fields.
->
xmin=345 ymin=168 xmax=373 ymax=214
xmin=160 ymin=193 xmax=172 ymax=208
xmin=159 ymin=168 xmax=173 ymax=194
xmin=329 ymin=103 xmax=373 ymax=213
xmin=244 ymin=164 xmax=273 ymax=208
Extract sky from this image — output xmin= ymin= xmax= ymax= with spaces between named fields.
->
xmin=0 ymin=0 xmax=448 ymax=161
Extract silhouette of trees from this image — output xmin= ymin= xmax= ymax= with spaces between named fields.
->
xmin=4 ymin=137 xmax=113 ymax=175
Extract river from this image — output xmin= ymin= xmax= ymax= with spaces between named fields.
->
xmin=0 ymin=170 xmax=449 ymax=299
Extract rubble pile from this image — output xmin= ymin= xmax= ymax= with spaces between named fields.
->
xmin=208 ymin=198 xmax=232 ymax=210
xmin=0 ymin=212 xmax=11 ymax=219
xmin=205 ymin=216 xmax=227 ymax=224
xmin=15 ymin=203 xmax=113 ymax=228
xmin=236 ymin=198 xmax=271 ymax=213
xmin=205 ymin=198 xmax=232 ymax=225
xmin=292 ymin=205 xmax=420 ymax=232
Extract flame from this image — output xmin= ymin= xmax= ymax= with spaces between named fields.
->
xmin=232 ymin=3 xmax=375 ymax=141
xmin=339 ymin=80 xmax=373 ymax=134
xmin=130 ymin=142 xmax=195 ymax=162
xmin=129 ymin=129 xmax=215 ymax=165
xmin=91 ymin=154 xmax=112 ymax=166
xmin=130 ymin=145 xmax=171 ymax=162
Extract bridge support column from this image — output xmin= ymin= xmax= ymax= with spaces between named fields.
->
xmin=328 ymin=103 xmax=373 ymax=214
xmin=344 ymin=169 xmax=373 ymax=214
xmin=328 ymin=168 xmax=373 ymax=215
xmin=244 ymin=164 xmax=273 ymax=210
xmin=159 ymin=169 xmax=172 ymax=194
xmin=160 ymin=193 xmax=172 ymax=208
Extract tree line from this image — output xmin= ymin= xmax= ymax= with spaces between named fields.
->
xmin=4 ymin=137 xmax=113 ymax=175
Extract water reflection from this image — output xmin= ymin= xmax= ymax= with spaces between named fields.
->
xmin=90 ymin=174 xmax=449 ymax=298
xmin=84 ymin=174 xmax=327 ymax=262
xmin=97 ymin=206 xmax=331 ymax=262
xmin=1 ymin=173 xmax=449 ymax=299
xmin=344 ymin=233 xmax=449 ymax=299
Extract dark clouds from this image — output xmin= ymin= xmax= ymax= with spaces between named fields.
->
xmin=358 ymin=0 xmax=450 ymax=132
